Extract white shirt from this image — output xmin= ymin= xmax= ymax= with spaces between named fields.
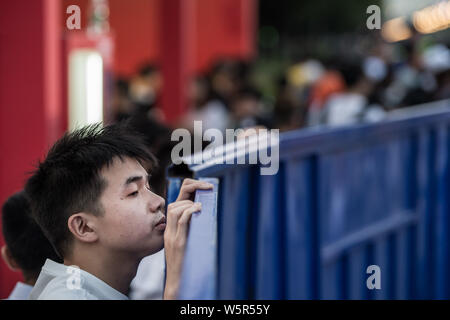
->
xmin=129 ymin=249 xmax=165 ymax=300
xmin=324 ymin=93 xmax=367 ymax=126
xmin=7 ymin=282 xmax=33 ymax=300
xmin=191 ymin=100 xmax=230 ymax=133
xmin=29 ymin=259 xmax=128 ymax=300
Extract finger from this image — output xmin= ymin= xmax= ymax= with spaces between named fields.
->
xmin=166 ymin=202 xmax=194 ymax=232
xmin=167 ymin=202 xmax=193 ymax=221
xmin=181 ymin=179 xmax=212 ymax=190
xmin=176 ymin=182 xmax=214 ymax=201
xmin=178 ymin=181 xmax=212 ymax=196
xmin=178 ymin=202 xmax=202 ymax=226
xmin=168 ymin=202 xmax=193 ymax=217
xmin=176 ymin=203 xmax=202 ymax=239
xmin=167 ymin=200 xmax=193 ymax=209
xmin=181 ymin=178 xmax=197 ymax=186
xmin=166 ymin=200 xmax=194 ymax=232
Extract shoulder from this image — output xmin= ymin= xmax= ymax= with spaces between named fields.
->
xmin=36 ymin=277 xmax=97 ymax=300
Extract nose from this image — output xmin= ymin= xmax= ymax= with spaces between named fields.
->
xmin=148 ymin=190 xmax=165 ymax=213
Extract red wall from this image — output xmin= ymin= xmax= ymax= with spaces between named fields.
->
xmin=62 ymin=0 xmax=256 ymax=77
xmin=0 ymin=0 xmax=65 ymax=298
xmin=109 ymin=0 xmax=162 ymax=77
xmin=194 ymin=0 xmax=257 ymax=73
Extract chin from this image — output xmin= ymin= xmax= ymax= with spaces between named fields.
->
xmin=142 ymin=241 xmax=164 ymax=257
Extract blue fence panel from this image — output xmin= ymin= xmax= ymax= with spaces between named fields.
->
xmin=255 ymin=168 xmax=285 ymax=299
xmin=169 ymin=99 xmax=450 ymax=299
xmin=166 ymin=177 xmax=182 ymax=204
xmin=284 ymin=158 xmax=319 ymax=299
xmin=218 ymin=167 xmax=259 ymax=299
xmin=434 ymin=125 xmax=450 ymax=299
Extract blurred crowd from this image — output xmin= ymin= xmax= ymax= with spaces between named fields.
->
xmin=112 ymin=35 xmax=450 ymax=193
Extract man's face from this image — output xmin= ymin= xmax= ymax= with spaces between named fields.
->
xmin=95 ymin=157 xmax=166 ymax=258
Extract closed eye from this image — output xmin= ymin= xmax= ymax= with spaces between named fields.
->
xmin=128 ymin=190 xmax=139 ymax=197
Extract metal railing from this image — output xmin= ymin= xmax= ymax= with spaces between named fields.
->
xmin=168 ymin=99 xmax=450 ymax=299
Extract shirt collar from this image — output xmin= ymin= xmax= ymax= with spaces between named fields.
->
xmin=43 ymin=259 xmax=129 ymax=300
xmin=7 ymin=282 xmax=33 ymax=300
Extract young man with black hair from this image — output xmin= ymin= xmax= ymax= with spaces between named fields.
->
xmin=1 ymin=191 xmax=62 ymax=299
xmin=25 ymin=123 xmax=212 ymax=299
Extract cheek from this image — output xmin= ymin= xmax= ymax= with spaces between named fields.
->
xmin=101 ymin=201 xmax=152 ymax=243
xmin=102 ymin=202 xmax=149 ymax=241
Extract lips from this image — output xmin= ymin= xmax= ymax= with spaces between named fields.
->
xmin=154 ymin=216 xmax=166 ymax=231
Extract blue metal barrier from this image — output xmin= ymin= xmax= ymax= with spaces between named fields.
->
xmin=169 ymin=99 xmax=450 ymax=299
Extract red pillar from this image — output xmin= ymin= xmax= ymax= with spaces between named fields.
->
xmin=160 ymin=0 xmax=196 ymax=124
xmin=194 ymin=0 xmax=257 ymax=72
xmin=0 ymin=0 xmax=64 ymax=298
xmin=159 ymin=0 xmax=257 ymax=123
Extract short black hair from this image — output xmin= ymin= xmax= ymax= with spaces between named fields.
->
xmin=138 ymin=63 xmax=159 ymax=77
xmin=234 ymin=86 xmax=262 ymax=101
xmin=25 ymin=123 xmax=157 ymax=258
xmin=338 ymin=62 xmax=363 ymax=88
xmin=1 ymin=191 xmax=61 ymax=280
xmin=115 ymin=77 xmax=130 ymax=96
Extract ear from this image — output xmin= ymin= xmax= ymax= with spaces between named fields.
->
xmin=1 ymin=245 xmax=20 ymax=271
xmin=67 ymin=213 xmax=99 ymax=244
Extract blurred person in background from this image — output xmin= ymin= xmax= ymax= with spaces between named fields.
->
xmin=273 ymin=76 xmax=306 ymax=131
xmin=229 ymin=86 xmax=272 ymax=130
xmin=318 ymin=61 xmax=378 ymax=126
xmin=422 ymin=44 xmax=450 ymax=101
xmin=208 ymin=59 xmax=251 ymax=110
xmin=435 ymin=68 xmax=450 ymax=100
xmin=129 ymin=63 xmax=164 ymax=122
xmin=360 ymin=49 xmax=390 ymax=122
xmin=395 ymin=40 xmax=436 ymax=108
xmin=307 ymin=61 xmax=346 ymax=126
xmin=364 ymin=59 xmax=396 ymax=113
xmin=1 ymin=191 xmax=62 ymax=300
xmin=181 ymin=75 xmax=230 ymax=134
xmin=112 ymin=78 xmax=133 ymax=122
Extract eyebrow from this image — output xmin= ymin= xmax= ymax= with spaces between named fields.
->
xmin=124 ymin=174 xmax=151 ymax=187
